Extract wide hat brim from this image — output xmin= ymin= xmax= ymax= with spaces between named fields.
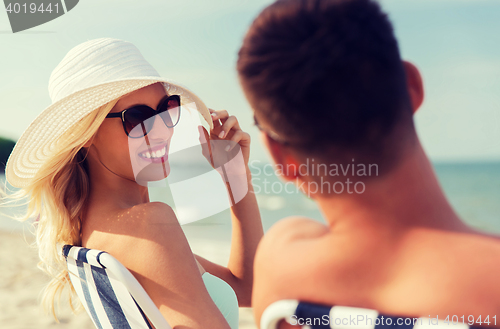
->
xmin=5 ymin=76 xmax=214 ymax=188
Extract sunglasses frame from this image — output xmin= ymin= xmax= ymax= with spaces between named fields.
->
xmin=106 ymin=94 xmax=181 ymax=138
xmin=253 ymin=114 xmax=290 ymax=145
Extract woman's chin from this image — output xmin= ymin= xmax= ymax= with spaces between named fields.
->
xmin=134 ymin=162 xmax=171 ymax=185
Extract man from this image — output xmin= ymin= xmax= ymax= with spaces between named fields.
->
xmin=237 ymin=0 xmax=500 ymax=327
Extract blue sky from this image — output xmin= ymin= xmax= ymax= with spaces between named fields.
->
xmin=0 ymin=0 xmax=499 ymax=162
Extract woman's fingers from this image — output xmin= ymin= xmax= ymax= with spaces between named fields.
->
xmin=209 ymin=109 xmax=242 ymax=139
xmin=227 ymin=130 xmax=250 ymax=151
xmin=218 ymin=115 xmax=241 ymax=139
xmin=208 ymin=108 xmax=251 ymax=164
xmin=211 ymin=109 xmax=229 ymax=120
xmin=210 ymin=109 xmax=229 ymax=127
xmin=209 ymin=108 xmax=222 ymax=129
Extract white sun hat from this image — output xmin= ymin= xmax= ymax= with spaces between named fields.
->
xmin=5 ymin=37 xmax=214 ymax=188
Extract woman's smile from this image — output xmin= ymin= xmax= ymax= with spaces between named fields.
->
xmin=138 ymin=142 xmax=169 ymax=163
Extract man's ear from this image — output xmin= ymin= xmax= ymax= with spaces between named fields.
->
xmin=262 ymin=134 xmax=299 ymax=182
xmin=403 ymin=60 xmax=424 ymax=114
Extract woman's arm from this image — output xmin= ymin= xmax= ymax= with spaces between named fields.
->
xmin=195 ymin=109 xmax=264 ymax=307
xmin=195 ymin=168 xmax=263 ymax=307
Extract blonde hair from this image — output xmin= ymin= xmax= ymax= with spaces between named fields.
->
xmin=0 ymin=98 xmax=121 ymax=320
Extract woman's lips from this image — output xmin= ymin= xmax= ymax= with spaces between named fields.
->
xmin=138 ymin=143 xmax=168 ymax=163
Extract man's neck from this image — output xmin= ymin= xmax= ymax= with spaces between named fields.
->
xmin=314 ymin=140 xmax=471 ymax=235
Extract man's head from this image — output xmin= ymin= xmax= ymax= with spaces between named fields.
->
xmin=237 ymin=0 xmax=424 ymax=177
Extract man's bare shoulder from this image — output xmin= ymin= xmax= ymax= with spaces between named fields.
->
xmin=256 ymin=215 xmax=329 ymax=267
xmin=263 ymin=216 xmax=329 ymax=246
xmin=252 ymin=216 xmax=332 ymax=324
xmin=255 ymin=216 xmax=330 ymax=271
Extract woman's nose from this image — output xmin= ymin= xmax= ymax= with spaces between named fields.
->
xmin=147 ymin=113 xmax=173 ymax=140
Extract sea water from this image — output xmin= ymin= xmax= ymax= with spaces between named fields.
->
xmin=1 ymin=161 xmax=499 ymax=239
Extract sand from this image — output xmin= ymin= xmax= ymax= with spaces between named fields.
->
xmin=0 ymin=230 xmax=258 ymax=329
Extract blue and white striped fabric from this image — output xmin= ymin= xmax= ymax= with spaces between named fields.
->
xmin=261 ymin=300 xmax=483 ymax=329
xmin=62 ymin=245 xmax=172 ymax=329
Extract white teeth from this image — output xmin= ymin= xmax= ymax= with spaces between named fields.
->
xmin=140 ymin=145 xmax=167 ymax=159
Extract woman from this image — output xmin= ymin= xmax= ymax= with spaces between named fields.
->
xmin=3 ymin=38 xmax=263 ymax=328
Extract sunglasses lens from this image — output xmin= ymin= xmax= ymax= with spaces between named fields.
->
xmin=124 ymin=106 xmax=155 ymax=138
xmin=122 ymin=96 xmax=181 ymax=138
xmin=158 ymin=96 xmax=181 ymax=128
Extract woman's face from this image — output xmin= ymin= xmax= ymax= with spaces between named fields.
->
xmin=89 ymin=82 xmax=174 ymax=184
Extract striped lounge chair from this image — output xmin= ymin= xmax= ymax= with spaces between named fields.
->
xmin=62 ymin=245 xmax=172 ymax=329
xmin=261 ymin=299 xmax=484 ymax=329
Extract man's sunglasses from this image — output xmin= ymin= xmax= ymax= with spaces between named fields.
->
xmin=106 ymin=94 xmax=181 ymax=138
xmin=253 ymin=114 xmax=289 ymax=145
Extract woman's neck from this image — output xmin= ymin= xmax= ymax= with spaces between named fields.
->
xmin=85 ymin=152 xmax=150 ymax=210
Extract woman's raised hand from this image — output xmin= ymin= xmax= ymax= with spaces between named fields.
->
xmin=202 ymin=108 xmax=251 ymax=167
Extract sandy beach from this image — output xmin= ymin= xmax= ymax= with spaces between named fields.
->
xmin=0 ymin=229 xmax=258 ymax=329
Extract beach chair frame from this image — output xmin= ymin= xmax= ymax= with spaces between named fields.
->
xmin=261 ymin=299 xmax=482 ymax=329
xmin=62 ymin=244 xmax=172 ymax=329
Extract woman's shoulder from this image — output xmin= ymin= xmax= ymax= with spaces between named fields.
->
xmin=83 ymin=200 xmax=194 ymax=279
xmin=121 ymin=201 xmax=177 ymax=225
xmin=121 ymin=201 xmax=176 ymax=227
xmin=83 ymin=201 xmax=181 ymax=254
xmin=83 ymin=201 xmax=229 ymax=327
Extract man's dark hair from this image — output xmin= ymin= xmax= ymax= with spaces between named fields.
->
xmin=237 ymin=0 xmax=416 ymax=167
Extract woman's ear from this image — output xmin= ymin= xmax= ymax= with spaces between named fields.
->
xmin=83 ymin=139 xmax=93 ymax=148
xmin=403 ymin=60 xmax=424 ymax=114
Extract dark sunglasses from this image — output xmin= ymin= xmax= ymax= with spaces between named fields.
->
xmin=106 ymin=94 xmax=181 ymax=138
